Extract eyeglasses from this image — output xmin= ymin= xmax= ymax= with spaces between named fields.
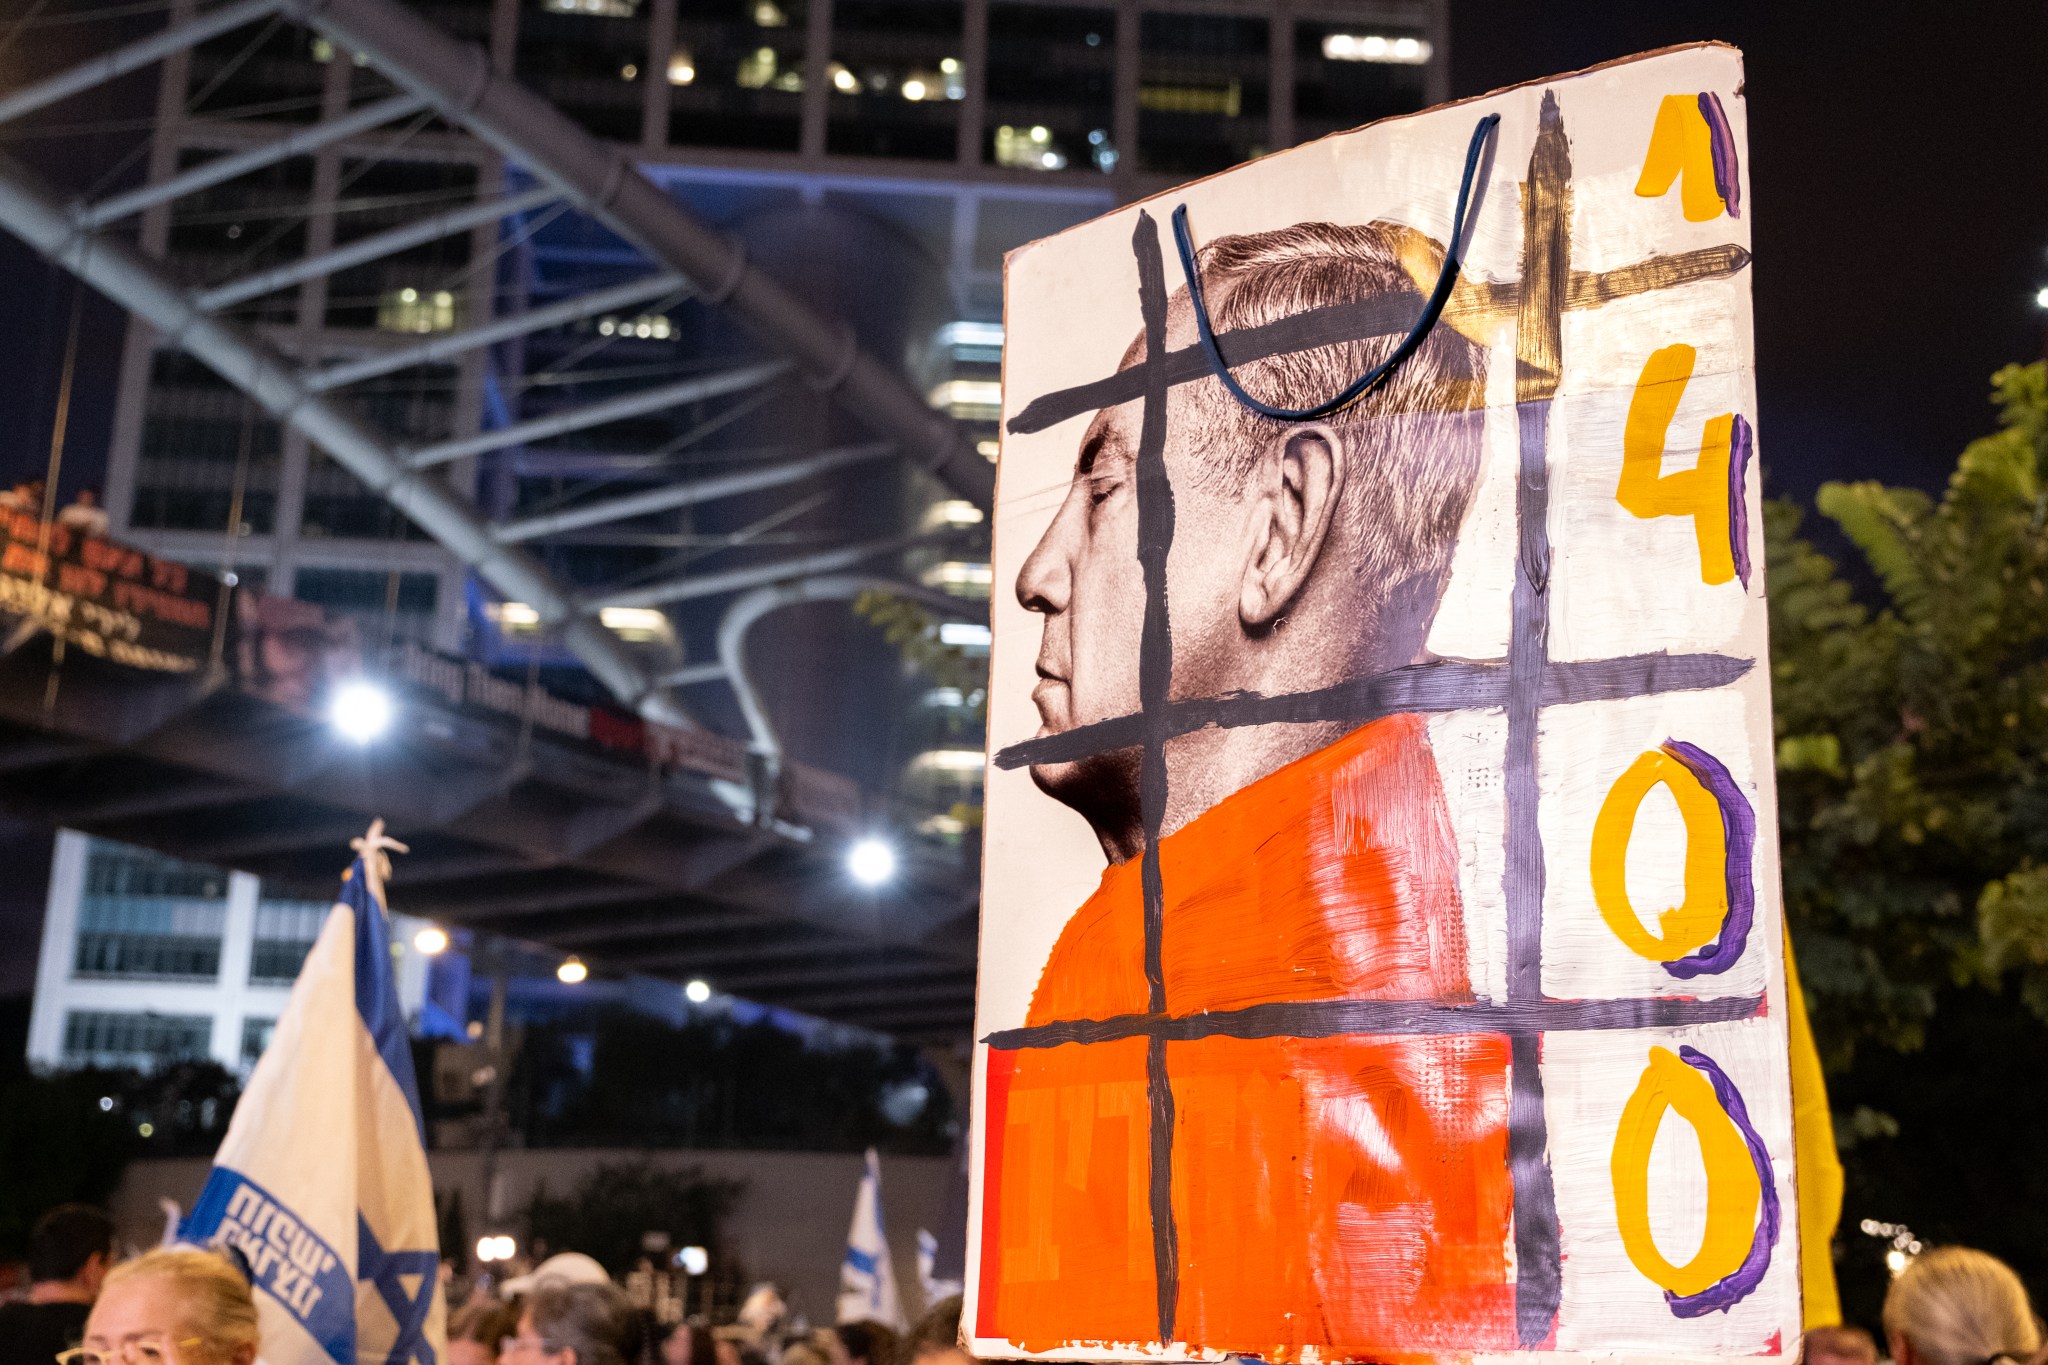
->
xmin=57 ymin=1340 xmax=203 ymax=1365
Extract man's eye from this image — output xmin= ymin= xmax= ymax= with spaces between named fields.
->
xmin=1088 ymin=481 xmax=1117 ymax=506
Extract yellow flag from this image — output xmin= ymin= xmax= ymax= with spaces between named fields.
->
xmin=1785 ymin=926 xmax=1844 ymax=1327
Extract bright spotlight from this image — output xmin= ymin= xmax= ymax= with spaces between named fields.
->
xmin=685 ymin=978 xmax=712 ymax=1004
xmin=848 ymin=837 xmax=897 ymax=887
xmin=557 ymin=956 xmax=589 ymax=984
xmin=2036 ymin=285 xmax=2048 ymax=310
xmin=329 ymin=679 xmax=394 ymax=744
xmin=676 ymin=1245 xmax=709 ymax=1276
xmin=413 ymin=925 xmax=449 ymax=955
xmin=476 ymin=1234 xmax=517 ymax=1263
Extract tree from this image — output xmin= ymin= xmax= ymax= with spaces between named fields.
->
xmin=1769 ymin=361 xmax=2048 ymax=1068
xmin=521 ymin=1159 xmax=743 ymax=1277
xmin=1767 ymin=362 xmax=2048 ymax=1325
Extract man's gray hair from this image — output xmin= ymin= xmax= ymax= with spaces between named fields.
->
xmin=1173 ymin=220 xmax=1488 ymax=604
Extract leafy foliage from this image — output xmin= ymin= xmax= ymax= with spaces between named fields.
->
xmin=1769 ymin=362 xmax=2048 ymax=1067
xmin=522 ymin=1159 xmax=743 ymax=1277
xmin=508 ymin=1010 xmax=957 ymax=1155
xmin=851 ymin=591 xmax=988 ymax=719
xmin=0 ymin=1068 xmax=137 ymax=1258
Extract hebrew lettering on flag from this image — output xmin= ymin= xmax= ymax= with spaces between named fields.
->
xmin=966 ymin=43 xmax=1799 ymax=1364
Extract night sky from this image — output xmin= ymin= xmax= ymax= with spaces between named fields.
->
xmin=1450 ymin=0 xmax=2048 ymax=502
xmin=0 ymin=2 xmax=2043 ymax=996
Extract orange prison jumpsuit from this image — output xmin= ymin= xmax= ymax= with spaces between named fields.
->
xmin=978 ymin=714 xmax=1517 ymax=1360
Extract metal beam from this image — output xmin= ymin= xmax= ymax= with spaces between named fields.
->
xmin=407 ymin=361 xmax=788 ymax=469
xmin=290 ymin=0 xmax=994 ymax=513
xmin=0 ymin=149 xmax=689 ymax=724
xmin=493 ymin=442 xmax=893 ymax=544
xmin=757 ymin=979 xmax=975 ymax=1012
xmin=703 ymin=959 xmax=971 ymax=994
xmin=542 ymin=909 xmax=771 ymax=947
xmin=594 ymin=536 xmax=929 ymax=611
xmin=710 ymin=573 xmax=984 ymax=759
xmin=197 ymin=184 xmax=558 ymax=312
xmin=0 ymin=0 xmax=280 ymax=127
xmin=305 ymin=271 xmax=688 ymax=392
xmin=75 ymin=93 xmax=428 ymax=230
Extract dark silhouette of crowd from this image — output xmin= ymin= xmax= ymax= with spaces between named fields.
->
xmin=3 ymin=1197 xmax=2043 ymax=1365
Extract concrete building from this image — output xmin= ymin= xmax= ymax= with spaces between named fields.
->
xmin=24 ymin=829 xmax=431 ymax=1076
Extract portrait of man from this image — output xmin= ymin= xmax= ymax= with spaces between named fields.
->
xmin=977 ymin=220 xmax=1517 ymax=1355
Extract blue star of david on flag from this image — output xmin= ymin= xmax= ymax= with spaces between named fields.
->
xmin=181 ymin=827 xmax=446 ymax=1365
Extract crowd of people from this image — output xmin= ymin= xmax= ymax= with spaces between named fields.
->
xmin=0 ymin=1203 xmax=970 ymax=1365
xmin=0 ymin=480 xmax=108 ymax=536
xmin=0 ymin=1198 xmax=2040 ymax=1365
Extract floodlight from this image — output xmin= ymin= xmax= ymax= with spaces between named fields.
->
xmin=413 ymin=926 xmax=449 ymax=955
xmin=685 ymin=978 xmax=712 ymax=1004
xmin=329 ymin=679 xmax=394 ymax=744
xmin=677 ymin=1245 xmax=709 ymax=1276
xmin=848 ymin=837 xmax=897 ymax=887
xmin=2036 ymin=286 xmax=2048 ymax=310
xmin=557 ymin=956 xmax=589 ymax=984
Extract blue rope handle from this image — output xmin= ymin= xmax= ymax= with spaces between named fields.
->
xmin=1169 ymin=111 xmax=1501 ymax=422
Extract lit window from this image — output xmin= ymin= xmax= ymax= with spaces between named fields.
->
xmin=1320 ymin=33 xmax=1433 ymax=64
xmin=599 ymin=606 xmax=673 ymax=642
xmin=488 ymin=601 xmax=542 ymax=637
xmin=931 ymin=320 xmax=1003 ymax=364
xmin=377 ymin=287 xmax=457 ymax=334
xmin=1138 ymin=82 xmax=1241 ymax=117
xmin=938 ymin=622 xmax=992 ymax=648
xmin=736 ymin=46 xmax=777 ymax=89
xmin=597 ymin=313 xmax=675 ymax=340
xmin=541 ymin=0 xmax=639 ymax=14
xmin=923 ymin=687 xmax=965 ymax=708
xmin=993 ymin=125 xmax=1067 ymax=171
xmin=912 ymin=749 xmax=986 ymax=773
xmin=922 ymin=561 xmax=993 ymax=601
xmin=667 ymin=48 xmax=695 ymax=85
xmin=923 ymin=499 xmax=984 ymax=530
xmin=752 ymin=0 xmax=787 ymax=25
xmin=977 ymin=438 xmax=999 ymax=460
xmin=926 ymin=380 xmax=1002 ymax=421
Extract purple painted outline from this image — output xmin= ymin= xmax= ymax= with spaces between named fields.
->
xmin=1697 ymin=92 xmax=1742 ymax=219
xmin=1727 ymin=414 xmax=1754 ymax=590
xmin=1660 ymin=740 xmax=1757 ymax=979
xmin=1667 ymin=1045 xmax=1781 ymax=1316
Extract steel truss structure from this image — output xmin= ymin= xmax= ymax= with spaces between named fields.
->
xmin=0 ymin=0 xmax=992 ymax=741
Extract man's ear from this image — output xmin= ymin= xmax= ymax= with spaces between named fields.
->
xmin=1240 ymin=423 xmax=1346 ymax=628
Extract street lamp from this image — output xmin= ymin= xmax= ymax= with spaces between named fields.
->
xmin=847 ymin=837 xmax=897 ymax=887
xmin=329 ymin=679 xmax=394 ymax=744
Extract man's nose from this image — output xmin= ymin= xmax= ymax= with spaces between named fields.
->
xmin=1015 ymin=495 xmax=1078 ymax=616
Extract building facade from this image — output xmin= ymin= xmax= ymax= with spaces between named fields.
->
xmin=25 ymin=830 xmax=431 ymax=1075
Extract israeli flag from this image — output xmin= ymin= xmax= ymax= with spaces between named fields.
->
xmin=836 ymin=1148 xmax=906 ymax=1330
xmin=183 ymin=850 xmax=445 ymax=1365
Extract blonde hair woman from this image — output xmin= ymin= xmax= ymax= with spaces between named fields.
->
xmin=1884 ymin=1247 xmax=2043 ymax=1365
xmin=67 ymin=1249 xmax=259 ymax=1365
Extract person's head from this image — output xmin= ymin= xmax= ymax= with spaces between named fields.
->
xmin=1802 ymin=1325 xmax=1879 ymax=1365
xmin=837 ymin=1320 xmax=900 ymax=1365
xmin=81 ymin=1249 xmax=259 ymax=1365
xmin=74 ymin=487 xmax=99 ymax=507
xmin=30 ymin=1203 xmax=116 ymax=1294
xmin=505 ymin=1281 xmax=637 ymax=1365
xmin=782 ymin=1343 xmax=831 ymax=1365
xmin=449 ymin=1297 xmax=523 ymax=1365
xmin=662 ymin=1319 xmax=719 ymax=1365
xmin=1016 ymin=220 xmax=1487 ymax=860
xmin=1884 ymin=1247 xmax=2043 ymax=1365
xmin=900 ymin=1295 xmax=967 ymax=1365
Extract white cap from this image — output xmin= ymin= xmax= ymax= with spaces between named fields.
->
xmin=500 ymin=1251 xmax=612 ymax=1296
